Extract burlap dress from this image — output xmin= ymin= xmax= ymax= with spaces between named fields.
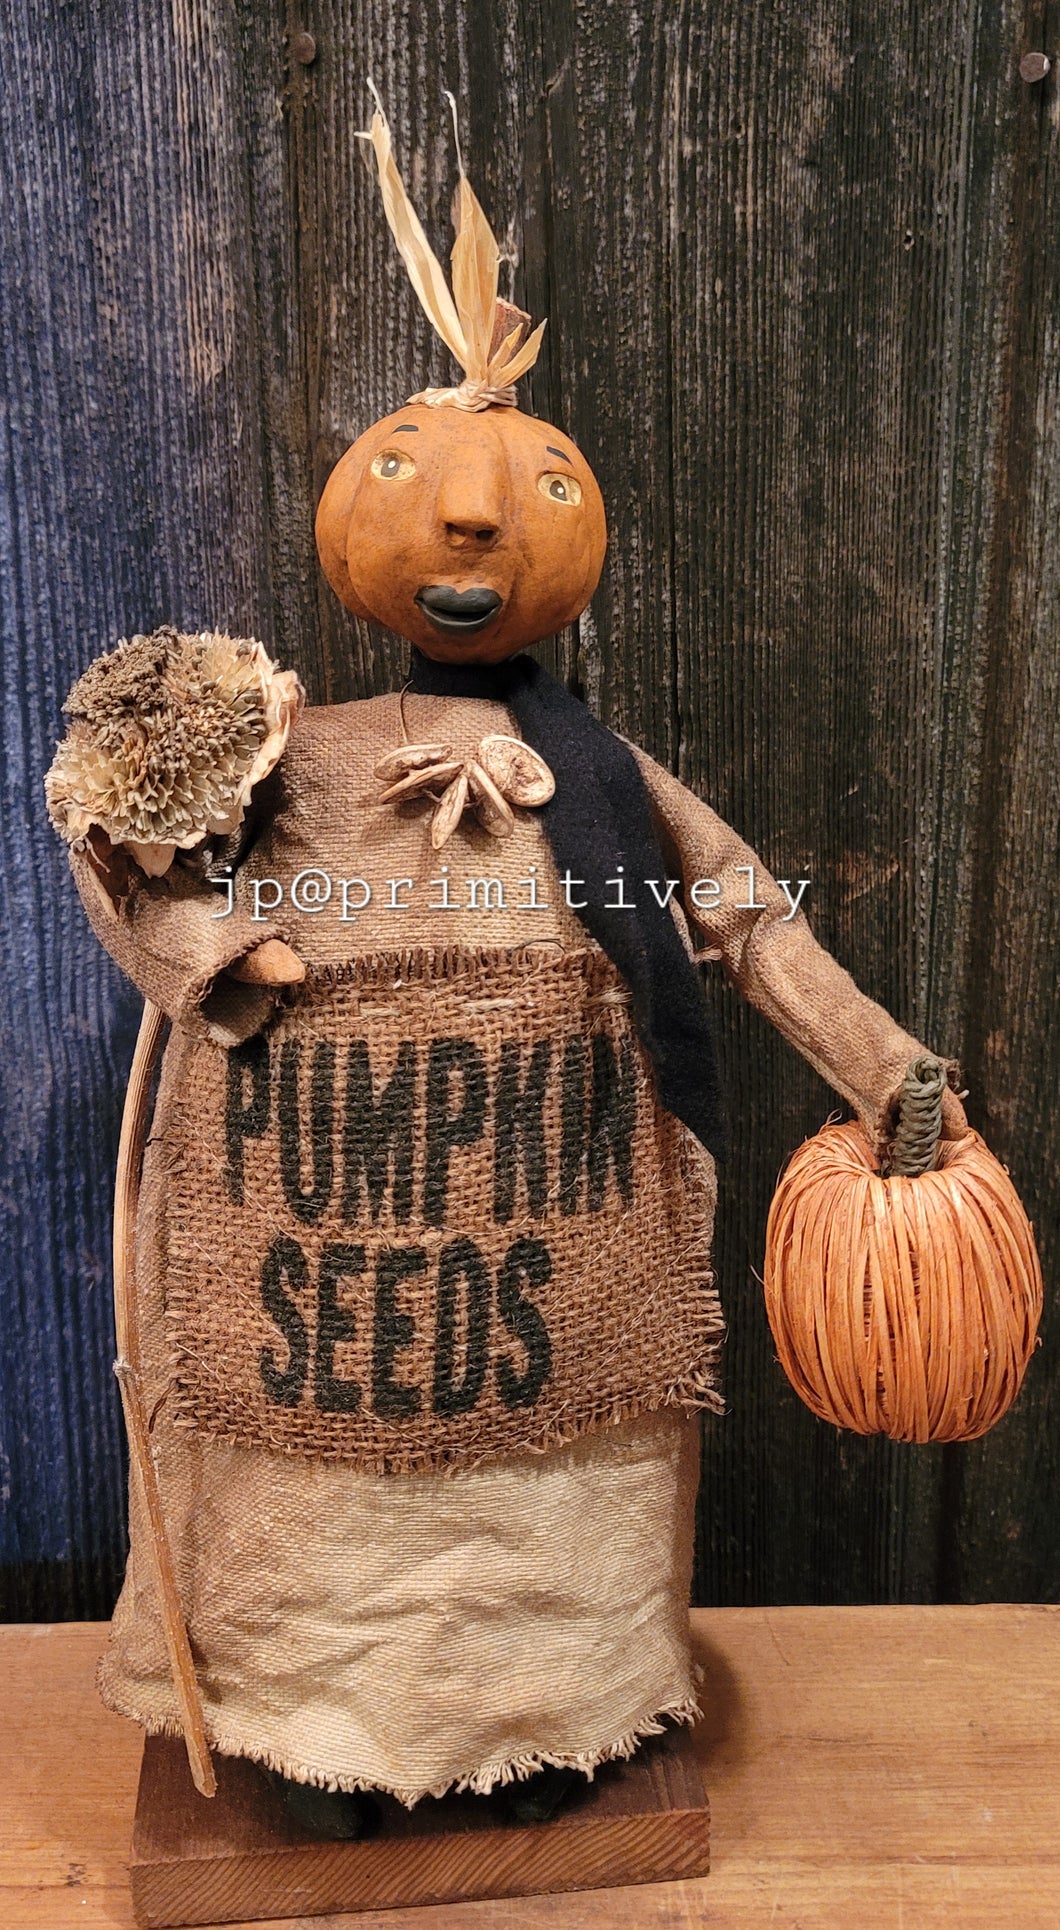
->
xmin=71 ymin=688 xmax=928 ymax=1802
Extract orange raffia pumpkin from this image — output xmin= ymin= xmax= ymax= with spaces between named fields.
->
xmin=763 ymin=1058 xmax=1043 ymax=1443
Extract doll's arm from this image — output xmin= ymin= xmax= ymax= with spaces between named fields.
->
xmin=69 ymin=830 xmax=302 ymax=1047
xmin=630 ymin=744 xmax=967 ymax=1141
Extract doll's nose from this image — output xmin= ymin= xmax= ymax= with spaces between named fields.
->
xmin=443 ymin=514 xmax=499 ymax=551
xmin=436 ymin=472 xmax=503 ymax=550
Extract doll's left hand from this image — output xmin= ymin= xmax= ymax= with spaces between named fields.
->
xmin=940 ymin=1087 xmax=970 ymax=1139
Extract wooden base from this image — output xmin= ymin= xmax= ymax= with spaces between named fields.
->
xmin=129 ymin=1726 xmax=710 ymax=1927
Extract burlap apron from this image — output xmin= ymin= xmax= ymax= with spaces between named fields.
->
xmin=164 ymin=943 xmax=723 ymax=1474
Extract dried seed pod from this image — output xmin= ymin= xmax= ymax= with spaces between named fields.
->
xmin=430 ymin=768 xmax=470 ymax=849
xmin=373 ymin=742 xmax=453 ymax=782
xmin=44 ymin=627 xmax=303 ymax=875
xmin=377 ymin=759 xmax=463 ymax=804
xmin=478 ymin=733 xmax=555 ymax=806
xmin=467 ymin=760 xmax=515 ymax=837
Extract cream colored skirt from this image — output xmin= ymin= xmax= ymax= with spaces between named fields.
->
xmin=100 ymin=1407 xmax=702 ymax=1804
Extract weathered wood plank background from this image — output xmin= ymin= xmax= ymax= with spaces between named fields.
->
xmin=1 ymin=0 xmax=1056 ymax=1617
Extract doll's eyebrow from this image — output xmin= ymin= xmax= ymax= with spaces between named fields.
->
xmin=393 ymin=424 xmax=419 ymax=433
xmin=546 ymin=444 xmax=573 ymax=462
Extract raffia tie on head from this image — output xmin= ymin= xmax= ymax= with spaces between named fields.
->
xmin=410 ymin=371 xmax=519 ymax=412
xmin=356 ymin=85 xmax=546 ymax=412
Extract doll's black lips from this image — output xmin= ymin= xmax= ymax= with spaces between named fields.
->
xmin=415 ymin=585 xmax=503 ymax=633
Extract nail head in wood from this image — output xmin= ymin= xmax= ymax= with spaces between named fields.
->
xmin=1019 ymin=52 xmax=1051 ymax=83
xmin=290 ymin=30 xmax=317 ymax=65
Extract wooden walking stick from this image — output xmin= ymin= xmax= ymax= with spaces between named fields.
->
xmin=112 ymin=998 xmax=217 ymax=1798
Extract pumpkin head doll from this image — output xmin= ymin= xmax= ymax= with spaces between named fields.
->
xmin=46 ymin=94 xmax=1038 ymax=1839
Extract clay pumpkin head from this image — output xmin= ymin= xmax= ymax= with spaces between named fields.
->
xmin=316 ymin=401 xmax=606 ymax=663
xmin=315 ymin=98 xmax=607 ymax=662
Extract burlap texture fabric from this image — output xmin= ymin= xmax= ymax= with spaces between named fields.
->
xmin=624 ymin=740 xmax=926 ymax=1132
xmin=74 ymin=689 xmax=923 ymax=1128
xmin=166 ymin=945 xmax=722 ymax=1472
xmin=100 ymin=1404 xmax=703 ymax=1802
xmin=72 ymin=687 xmax=934 ymax=1799
xmin=69 ymin=835 xmax=292 ymax=1047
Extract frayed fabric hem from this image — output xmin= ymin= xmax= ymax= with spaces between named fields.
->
xmin=162 ymin=1371 xmax=726 ymax=1478
xmin=447 ymin=1690 xmax=702 ymax=1800
xmin=97 ymin=1673 xmax=702 ymax=1809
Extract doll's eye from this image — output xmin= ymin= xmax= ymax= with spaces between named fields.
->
xmin=371 ymin=450 xmax=417 ymax=481
xmin=538 ymin=471 xmax=583 ymax=506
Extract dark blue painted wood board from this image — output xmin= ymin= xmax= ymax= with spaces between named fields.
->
xmin=1 ymin=0 xmax=1057 ymax=1617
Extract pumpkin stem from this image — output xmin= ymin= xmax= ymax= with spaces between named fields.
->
xmin=882 ymin=1054 xmax=947 ymax=1177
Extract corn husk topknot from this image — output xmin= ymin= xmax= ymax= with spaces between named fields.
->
xmin=45 ymin=626 xmax=303 ymax=876
xmin=357 ymin=85 xmax=547 ymax=412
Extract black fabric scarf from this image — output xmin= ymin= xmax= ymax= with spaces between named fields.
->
xmin=407 ymin=647 xmax=726 ymax=1160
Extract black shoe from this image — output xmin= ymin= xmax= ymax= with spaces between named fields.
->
xmin=506 ymin=1764 xmax=583 ymax=1824
xmin=273 ymin=1772 xmax=380 ymax=1840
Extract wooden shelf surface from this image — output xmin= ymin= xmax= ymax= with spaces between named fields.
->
xmin=4 ymin=1605 xmax=1059 ymax=1929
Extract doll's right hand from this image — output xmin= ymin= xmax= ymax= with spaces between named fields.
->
xmin=226 ymin=939 xmax=305 ymax=986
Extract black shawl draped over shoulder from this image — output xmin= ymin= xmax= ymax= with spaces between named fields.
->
xmin=408 ymin=647 xmax=726 ymax=1161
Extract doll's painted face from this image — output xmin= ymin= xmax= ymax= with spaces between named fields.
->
xmin=315 ymin=403 xmax=607 ymax=662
